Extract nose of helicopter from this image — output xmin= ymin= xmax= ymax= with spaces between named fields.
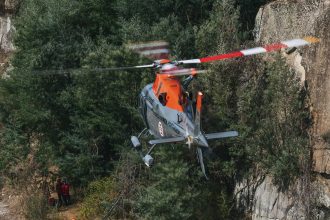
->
xmin=195 ymin=133 xmax=209 ymax=147
xmin=182 ymin=114 xmax=208 ymax=147
xmin=185 ymin=133 xmax=209 ymax=147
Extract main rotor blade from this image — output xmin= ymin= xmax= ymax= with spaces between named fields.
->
xmin=165 ymin=68 xmax=207 ymax=77
xmin=26 ymin=64 xmax=155 ymax=75
xmin=178 ymin=36 xmax=319 ymax=64
xmin=92 ymin=64 xmax=155 ymax=71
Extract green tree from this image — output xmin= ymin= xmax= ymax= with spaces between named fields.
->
xmin=0 ymin=0 xmax=146 ymax=186
xmin=196 ymin=0 xmax=242 ymax=56
xmin=133 ymin=148 xmax=199 ymax=220
xmin=238 ymin=56 xmax=310 ymax=189
xmin=235 ymin=0 xmax=271 ymax=35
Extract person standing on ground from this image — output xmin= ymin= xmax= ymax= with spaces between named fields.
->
xmin=61 ymin=179 xmax=70 ymax=206
xmin=55 ymin=178 xmax=63 ymax=207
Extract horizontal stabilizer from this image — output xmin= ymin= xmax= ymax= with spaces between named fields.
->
xmin=149 ymin=136 xmax=185 ymax=145
xmin=205 ymin=131 xmax=238 ymax=140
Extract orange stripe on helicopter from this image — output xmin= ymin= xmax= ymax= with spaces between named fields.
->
xmin=152 ymin=73 xmax=184 ymax=112
xmin=196 ymin=92 xmax=203 ymax=113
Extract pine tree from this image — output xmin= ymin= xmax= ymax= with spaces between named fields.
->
xmin=133 ymin=148 xmax=199 ymax=220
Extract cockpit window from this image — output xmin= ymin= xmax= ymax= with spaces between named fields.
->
xmin=158 ymin=93 xmax=167 ymax=106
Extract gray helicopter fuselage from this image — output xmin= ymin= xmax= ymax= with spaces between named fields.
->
xmin=139 ymin=84 xmax=195 ymax=140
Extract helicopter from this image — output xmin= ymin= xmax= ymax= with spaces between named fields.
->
xmin=124 ymin=37 xmax=319 ymax=178
xmin=70 ymin=36 xmax=316 ymax=178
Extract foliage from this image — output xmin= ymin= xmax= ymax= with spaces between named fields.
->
xmin=238 ymin=56 xmax=310 ymax=189
xmin=196 ymin=0 xmax=242 ymax=56
xmin=235 ymin=0 xmax=272 ymax=35
xmin=80 ymin=150 xmax=143 ymax=219
xmin=24 ymin=191 xmax=49 ymax=220
xmin=0 ymin=127 xmax=29 ymax=172
xmin=0 ymin=0 xmax=312 ymax=219
xmin=13 ymin=0 xmax=119 ymax=69
xmin=117 ymin=0 xmax=219 ymax=60
xmin=195 ymin=0 xmax=249 ymax=187
xmin=216 ymin=190 xmax=231 ymax=219
xmin=80 ymin=176 xmax=117 ymax=219
xmin=133 ymin=149 xmax=199 ymax=220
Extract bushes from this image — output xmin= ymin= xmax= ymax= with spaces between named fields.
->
xmin=133 ymin=156 xmax=199 ymax=220
xmin=24 ymin=192 xmax=49 ymax=220
xmin=237 ymin=55 xmax=310 ymax=189
xmin=80 ymin=177 xmax=117 ymax=219
xmin=80 ymin=151 xmax=143 ymax=219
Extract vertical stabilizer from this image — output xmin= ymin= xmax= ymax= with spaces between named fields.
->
xmin=194 ymin=91 xmax=203 ymax=136
xmin=197 ymin=147 xmax=208 ymax=179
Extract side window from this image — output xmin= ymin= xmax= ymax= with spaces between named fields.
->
xmin=177 ymin=113 xmax=183 ymax=123
xmin=158 ymin=93 xmax=167 ymax=106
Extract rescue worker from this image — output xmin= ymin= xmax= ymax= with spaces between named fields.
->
xmin=61 ymin=179 xmax=70 ymax=206
xmin=55 ymin=178 xmax=63 ymax=207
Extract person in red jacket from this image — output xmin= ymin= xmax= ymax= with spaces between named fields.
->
xmin=61 ymin=179 xmax=70 ymax=206
xmin=55 ymin=178 xmax=63 ymax=207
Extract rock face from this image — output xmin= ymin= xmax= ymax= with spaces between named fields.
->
xmin=236 ymin=0 xmax=330 ymax=219
xmin=0 ymin=16 xmax=13 ymax=52
xmin=0 ymin=0 xmax=16 ymax=52
xmin=235 ymin=175 xmax=310 ymax=220
xmin=255 ymin=0 xmax=330 ymax=149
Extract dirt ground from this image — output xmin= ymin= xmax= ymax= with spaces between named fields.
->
xmin=48 ymin=203 xmax=81 ymax=220
xmin=1 ymin=186 xmax=81 ymax=220
xmin=0 ymin=201 xmax=10 ymax=219
xmin=0 ymin=185 xmax=23 ymax=220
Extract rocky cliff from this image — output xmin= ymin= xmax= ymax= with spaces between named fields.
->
xmin=0 ymin=0 xmax=16 ymax=75
xmin=235 ymin=0 xmax=330 ymax=219
xmin=0 ymin=1 xmax=19 ymax=219
xmin=0 ymin=0 xmax=16 ymax=52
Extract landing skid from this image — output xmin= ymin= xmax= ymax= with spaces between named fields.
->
xmin=131 ymin=129 xmax=210 ymax=180
xmin=131 ymin=128 xmax=156 ymax=167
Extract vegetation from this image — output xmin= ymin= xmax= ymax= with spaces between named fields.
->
xmin=23 ymin=190 xmax=49 ymax=220
xmin=0 ymin=0 xmax=310 ymax=219
xmin=238 ymin=56 xmax=310 ymax=190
